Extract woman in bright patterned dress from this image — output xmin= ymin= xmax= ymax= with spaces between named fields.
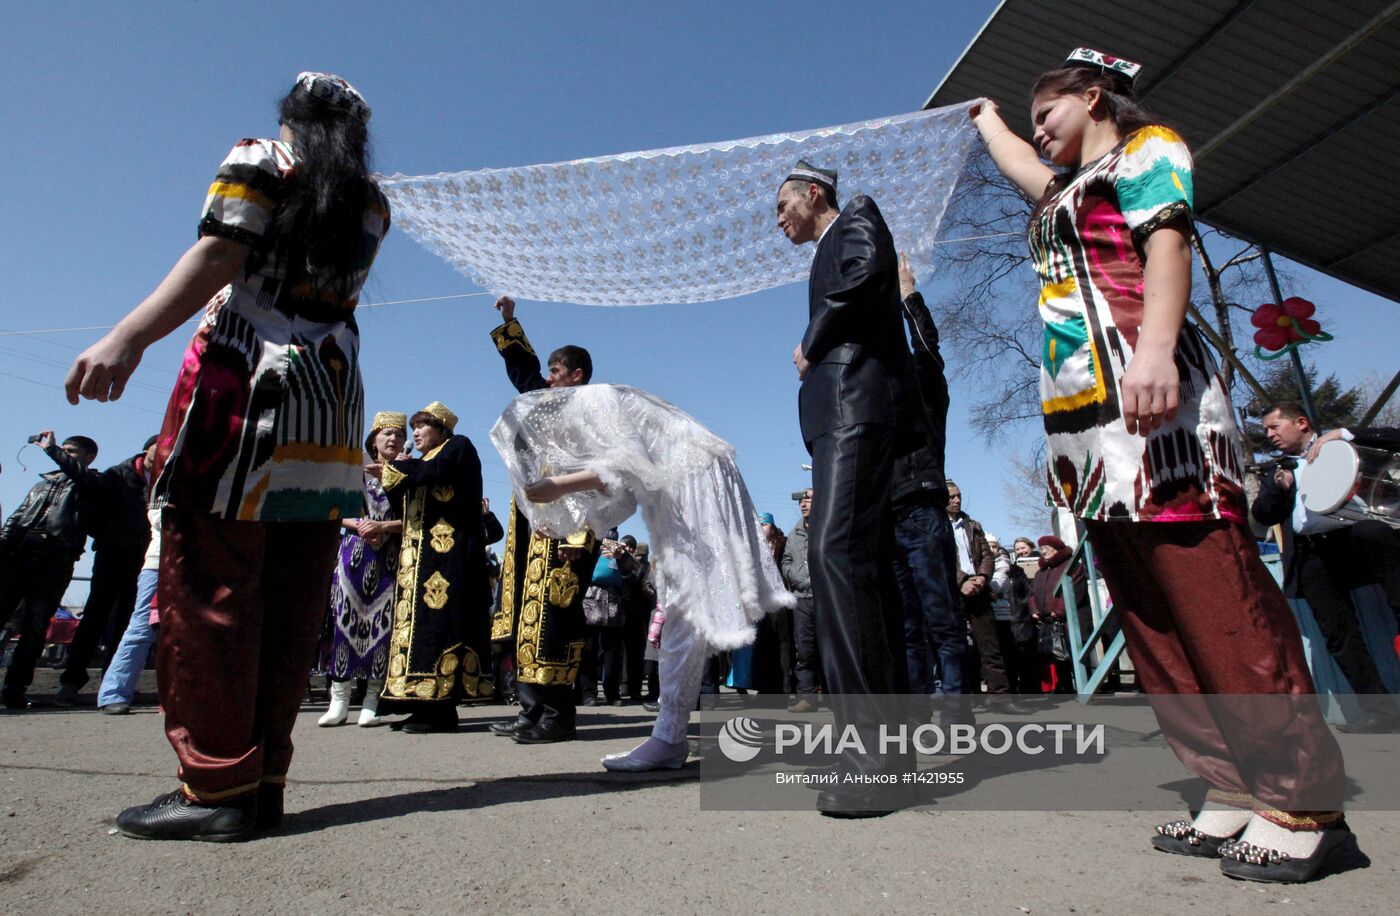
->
xmin=970 ymin=48 xmax=1354 ymax=882
xmin=316 ymin=412 xmax=408 ymax=728
xmin=65 ymin=72 xmax=390 ymax=842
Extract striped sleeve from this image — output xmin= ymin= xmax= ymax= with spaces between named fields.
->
xmin=197 ymin=139 xmax=289 ymax=246
xmin=1115 ymin=126 xmax=1194 ymax=237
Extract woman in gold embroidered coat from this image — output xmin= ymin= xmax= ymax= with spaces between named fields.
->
xmin=373 ymin=401 xmax=492 ymax=733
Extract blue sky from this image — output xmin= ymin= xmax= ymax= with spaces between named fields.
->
xmin=2 ymin=2 xmax=1395 ymax=601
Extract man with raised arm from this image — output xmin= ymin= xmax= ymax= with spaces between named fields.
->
xmin=485 ymin=295 xmax=601 ymax=744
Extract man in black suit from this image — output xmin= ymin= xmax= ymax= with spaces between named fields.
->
xmin=776 ymin=161 xmax=910 ymax=816
xmin=1252 ymin=402 xmax=1400 ymax=732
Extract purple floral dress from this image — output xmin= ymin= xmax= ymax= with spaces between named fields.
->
xmin=317 ymin=474 xmax=396 ymax=680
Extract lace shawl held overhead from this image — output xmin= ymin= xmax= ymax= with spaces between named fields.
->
xmin=490 ymin=385 xmax=792 ymax=649
xmin=378 ymin=102 xmax=979 ymax=305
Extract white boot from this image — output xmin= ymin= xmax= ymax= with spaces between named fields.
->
xmin=358 ymin=680 xmax=383 ymax=727
xmin=318 ymin=680 xmax=351 ymax=726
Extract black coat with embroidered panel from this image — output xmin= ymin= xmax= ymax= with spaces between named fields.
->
xmin=378 ymin=434 xmax=492 ymax=703
xmin=488 ymin=316 xmax=601 ymax=686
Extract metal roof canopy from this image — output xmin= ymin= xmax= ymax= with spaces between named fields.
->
xmin=926 ymin=0 xmax=1400 ymax=304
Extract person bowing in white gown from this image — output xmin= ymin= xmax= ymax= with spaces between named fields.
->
xmin=491 ymin=383 xmax=792 ymax=771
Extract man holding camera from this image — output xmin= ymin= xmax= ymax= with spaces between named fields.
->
xmin=1 ymin=432 xmax=98 ymax=710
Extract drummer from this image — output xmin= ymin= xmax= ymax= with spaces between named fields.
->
xmin=1255 ymin=400 xmax=1400 ymax=732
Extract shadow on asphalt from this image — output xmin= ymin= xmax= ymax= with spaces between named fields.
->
xmin=273 ymin=768 xmax=693 ymax=837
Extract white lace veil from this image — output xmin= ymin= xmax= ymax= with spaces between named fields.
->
xmin=378 ymin=102 xmax=979 ymax=305
xmin=489 ymin=384 xmax=732 ymax=537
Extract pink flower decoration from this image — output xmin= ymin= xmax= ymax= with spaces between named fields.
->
xmin=1252 ymin=297 xmax=1322 ymax=352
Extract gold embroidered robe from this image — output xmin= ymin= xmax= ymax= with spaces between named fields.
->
xmin=492 ymin=500 xmax=598 ymax=685
xmin=488 ymin=316 xmax=600 ymax=685
xmin=379 ymin=435 xmax=492 ymax=703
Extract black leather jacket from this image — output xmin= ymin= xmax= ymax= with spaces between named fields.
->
xmin=94 ymin=453 xmax=153 ymax=553
xmin=890 ymin=291 xmax=949 ymax=509
xmin=0 ymin=446 xmax=89 ymax=557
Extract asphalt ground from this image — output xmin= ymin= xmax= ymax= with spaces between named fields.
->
xmin=1 ymin=689 xmax=1397 ymax=915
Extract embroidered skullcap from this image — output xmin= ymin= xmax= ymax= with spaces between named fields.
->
xmin=369 ymin=411 xmax=408 ymax=434
xmin=1064 ymin=48 xmax=1141 ymax=86
xmin=295 ymin=71 xmax=372 ymax=124
xmin=784 ymin=159 xmax=838 ymax=196
xmin=416 ymin=401 xmax=458 ymax=433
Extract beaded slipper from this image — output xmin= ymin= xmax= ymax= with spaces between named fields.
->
xmin=1151 ymin=819 xmax=1243 ymax=858
xmin=1218 ymin=823 xmax=1366 ymax=883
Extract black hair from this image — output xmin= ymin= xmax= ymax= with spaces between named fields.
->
xmin=1031 ymin=66 xmax=1158 ymax=137
xmin=620 ymin=534 xmax=637 ymax=549
xmin=1264 ymin=401 xmax=1310 ymax=425
xmin=781 ymin=178 xmax=838 ymax=210
xmin=548 ymin=345 xmax=593 ymax=383
xmin=271 ymin=81 xmax=375 ymax=300
xmin=62 ymin=435 xmax=98 ymax=457
xmin=409 ymin=412 xmax=449 ymax=435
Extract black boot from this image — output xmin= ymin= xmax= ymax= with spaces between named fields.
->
xmin=257 ymin=782 xmax=284 ymax=830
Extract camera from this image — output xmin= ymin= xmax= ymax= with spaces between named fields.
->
xmin=26 ymin=435 xmax=42 ymax=444
xmin=791 ymin=490 xmax=812 ymax=501
xmin=1248 ymin=456 xmax=1298 ymax=474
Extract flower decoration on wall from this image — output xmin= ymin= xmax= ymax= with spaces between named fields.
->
xmin=1251 ymin=297 xmax=1333 ymax=360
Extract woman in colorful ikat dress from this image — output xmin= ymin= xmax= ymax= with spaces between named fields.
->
xmin=64 ymin=72 xmax=390 ymax=842
xmin=970 ymin=48 xmax=1355 ymax=883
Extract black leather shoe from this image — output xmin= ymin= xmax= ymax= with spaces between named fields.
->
xmin=512 ymin=722 xmax=576 ymax=744
xmin=1151 ymin=819 xmax=1243 ymax=858
xmin=116 ymin=789 xmax=256 ymax=842
xmin=581 ymin=696 xmax=600 ymax=707
xmin=1336 ymin=713 xmax=1400 ymax=734
xmin=988 ymin=699 xmax=1037 ymax=716
xmin=102 ymin=703 xmax=132 ymax=716
xmin=489 ymin=718 xmax=531 ymax=737
xmin=641 ymin=702 xmax=660 ymax=713
xmin=402 ymin=717 xmax=458 ymax=734
xmin=816 ymin=787 xmax=896 ymax=819
xmin=1219 ymin=823 xmax=1367 ymax=883
xmin=256 ymin=782 xmax=283 ymax=831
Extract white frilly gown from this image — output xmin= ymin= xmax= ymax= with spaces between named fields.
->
xmin=490 ymin=384 xmax=793 ymax=743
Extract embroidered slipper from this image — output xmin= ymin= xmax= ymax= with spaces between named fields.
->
xmin=1151 ymin=819 xmax=1244 ymax=858
xmin=1219 ymin=823 xmax=1367 ymax=883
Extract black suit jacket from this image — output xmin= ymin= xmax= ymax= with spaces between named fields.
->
xmin=890 ymin=291 xmax=950 ymax=506
xmin=1251 ymin=465 xmax=1302 ymax=597
xmin=798 ymin=195 xmax=907 ymax=445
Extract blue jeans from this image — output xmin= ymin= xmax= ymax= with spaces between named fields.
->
xmin=892 ymin=504 xmax=965 ymax=703
xmin=97 ymin=568 xmax=158 ymax=707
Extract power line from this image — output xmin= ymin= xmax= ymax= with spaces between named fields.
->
xmin=0 ymin=239 xmax=1026 ymax=341
xmin=0 ymin=291 xmax=495 ymax=338
xmin=0 ymin=344 xmax=171 ymax=396
xmin=0 ymin=370 xmax=165 ymax=415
